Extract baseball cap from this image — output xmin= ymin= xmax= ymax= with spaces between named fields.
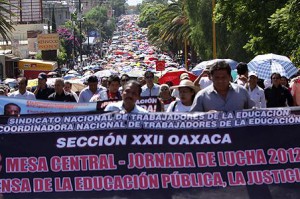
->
xmin=38 ymin=72 xmax=47 ymax=80
xmin=248 ymin=71 xmax=258 ymax=77
xmin=180 ymin=73 xmax=189 ymax=80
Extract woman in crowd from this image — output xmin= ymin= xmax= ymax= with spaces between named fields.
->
xmin=281 ymin=76 xmax=290 ymax=90
xmin=166 ymin=80 xmax=198 ymax=112
xmin=158 ymin=84 xmax=176 ymax=111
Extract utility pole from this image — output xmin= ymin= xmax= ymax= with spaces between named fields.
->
xmin=79 ymin=0 xmax=82 ymax=66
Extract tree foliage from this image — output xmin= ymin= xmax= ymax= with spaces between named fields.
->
xmin=111 ymin=0 xmax=126 ymax=17
xmin=138 ymin=3 xmax=165 ymax=28
xmin=84 ymin=5 xmax=115 ymax=40
xmin=139 ymin=0 xmax=299 ymax=65
xmin=215 ymin=0 xmax=287 ymax=58
xmin=269 ymin=0 xmax=300 ymax=65
xmin=0 ymin=0 xmax=17 ymax=41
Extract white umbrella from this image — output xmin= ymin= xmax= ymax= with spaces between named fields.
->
xmin=94 ymin=70 xmax=112 ymax=78
xmin=248 ymin=53 xmax=298 ymax=80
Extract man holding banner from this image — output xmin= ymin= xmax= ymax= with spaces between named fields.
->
xmin=33 ymin=73 xmax=55 ymax=100
xmin=9 ymin=77 xmax=36 ymax=100
xmin=48 ymin=79 xmax=77 ymax=102
xmin=78 ymin=75 xmax=106 ymax=103
xmin=191 ymin=61 xmax=254 ymax=112
xmin=105 ymin=80 xmax=148 ymax=113
xmin=141 ymin=71 xmax=160 ymax=97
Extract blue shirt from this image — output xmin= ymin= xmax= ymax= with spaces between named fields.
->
xmin=78 ymin=86 xmax=106 ymax=103
xmin=191 ymin=83 xmax=255 ymax=112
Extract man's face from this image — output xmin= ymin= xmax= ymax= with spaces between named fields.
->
xmin=38 ymin=79 xmax=46 ymax=87
xmin=109 ymin=81 xmax=120 ymax=93
xmin=211 ymin=70 xmax=231 ymax=91
xmin=121 ymin=76 xmax=130 ymax=86
xmin=18 ymin=79 xmax=27 ymax=92
xmin=145 ymin=74 xmax=154 ymax=86
xmin=54 ymin=81 xmax=64 ymax=93
xmin=88 ymin=82 xmax=98 ymax=93
xmin=101 ymin=78 xmax=108 ymax=88
xmin=122 ymin=83 xmax=140 ymax=107
xmin=5 ymin=105 xmax=20 ymax=116
xmin=248 ymin=75 xmax=258 ymax=87
xmin=271 ymin=74 xmax=281 ymax=87
xmin=64 ymin=83 xmax=72 ymax=92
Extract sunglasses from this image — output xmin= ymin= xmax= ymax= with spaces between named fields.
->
xmin=121 ymin=79 xmax=129 ymax=82
xmin=161 ymin=88 xmax=169 ymax=91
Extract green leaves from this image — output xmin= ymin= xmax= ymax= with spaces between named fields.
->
xmin=0 ymin=0 xmax=17 ymax=41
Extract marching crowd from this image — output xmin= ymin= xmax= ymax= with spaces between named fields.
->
xmin=2 ymin=59 xmax=299 ymax=115
xmin=1 ymin=14 xmax=299 ymax=115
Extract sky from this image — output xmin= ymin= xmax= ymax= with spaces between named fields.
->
xmin=127 ymin=0 xmax=143 ymax=6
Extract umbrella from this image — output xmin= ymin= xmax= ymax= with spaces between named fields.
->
xmin=67 ymin=79 xmax=86 ymax=93
xmin=64 ymin=74 xmax=77 ymax=80
xmin=47 ymin=71 xmax=58 ymax=77
xmin=3 ymin=78 xmax=17 ymax=84
xmin=191 ymin=59 xmax=238 ymax=76
xmin=158 ymin=70 xmax=197 ymax=86
xmin=94 ymin=70 xmax=112 ymax=78
xmin=126 ymin=69 xmax=145 ymax=78
xmin=60 ymin=67 xmax=68 ymax=72
xmin=248 ymin=53 xmax=298 ymax=80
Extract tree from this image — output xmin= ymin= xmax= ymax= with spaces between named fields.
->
xmin=138 ymin=3 xmax=165 ymax=28
xmin=111 ymin=0 xmax=126 ymax=17
xmin=146 ymin=0 xmax=191 ymax=60
xmin=185 ymin=0 xmax=251 ymax=61
xmin=215 ymin=0 xmax=287 ymax=56
xmin=269 ymin=0 xmax=300 ymax=65
xmin=0 ymin=0 xmax=16 ymax=41
xmin=84 ymin=6 xmax=114 ymax=40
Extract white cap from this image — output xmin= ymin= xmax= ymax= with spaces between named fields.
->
xmin=248 ymin=71 xmax=258 ymax=77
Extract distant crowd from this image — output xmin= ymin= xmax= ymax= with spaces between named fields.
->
xmin=2 ymin=60 xmax=299 ymax=115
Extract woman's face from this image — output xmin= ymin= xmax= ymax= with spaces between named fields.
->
xmin=179 ymin=87 xmax=194 ymax=105
xmin=280 ymin=77 xmax=288 ymax=87
xmin=160 ymin=86 xmax=171 ymax=98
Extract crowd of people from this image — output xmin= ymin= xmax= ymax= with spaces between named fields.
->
xmin=1 ymin=15 xmax=299 ymax=115
xmin=1 ymin=59 xmax=298 ymax=115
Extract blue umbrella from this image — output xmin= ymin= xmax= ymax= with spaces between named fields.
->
xmin=191 ymin=59 xmax=238 ymax=76
xmin=248 ymin=53 xmax=298 ymax=80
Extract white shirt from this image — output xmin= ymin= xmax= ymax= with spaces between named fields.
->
xmin=9 ymin=90 xmax=36 ymax=100
xmin=246 ymin=85 xmax=266 ymax=108
xmin=89 ymin=90 xmax=121 ymax=102
xmin=78 ymin=86 xmax=106 ymax=103
xmin=166 ymin=100 xmax=191 ymax=112
xmin=141 ymin=84 xmax=160 ymax=97
xmin=104 ymin=101 xmax=148 ymax=113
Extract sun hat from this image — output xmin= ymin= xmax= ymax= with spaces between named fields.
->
xmin=170 ymin=80 xmax=199 ymax=93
